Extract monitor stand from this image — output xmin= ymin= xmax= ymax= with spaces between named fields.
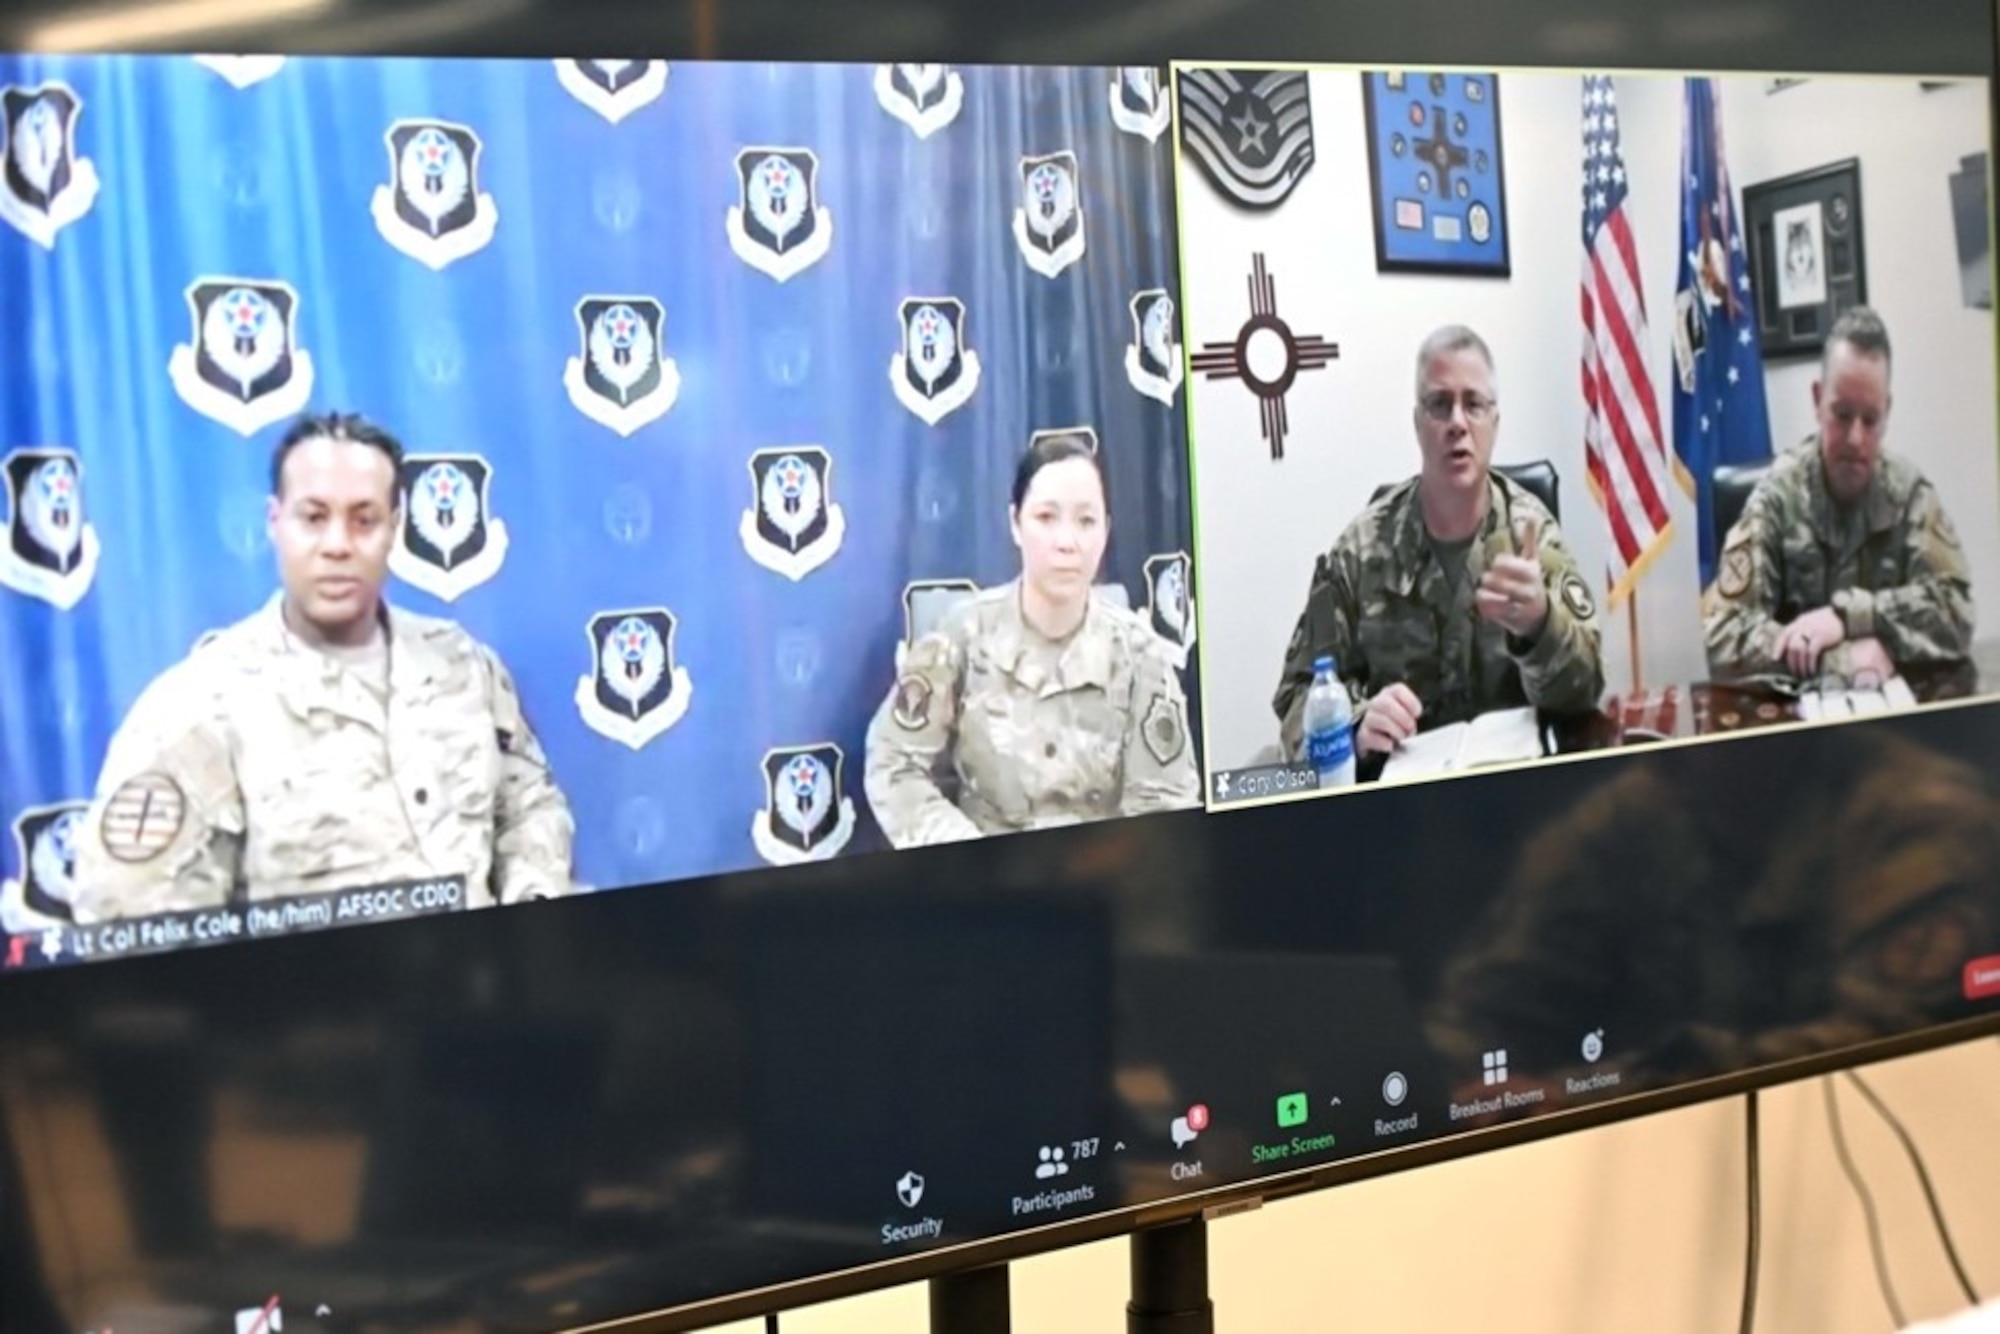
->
xmin=923 ymin=1217 xmax=1215 ymax=1334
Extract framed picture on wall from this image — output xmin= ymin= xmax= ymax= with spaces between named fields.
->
xmin=1360 ymin=70 xmax=1511 ymax=276
xmin=1742 ymin=158 xmax=1867 ymax=358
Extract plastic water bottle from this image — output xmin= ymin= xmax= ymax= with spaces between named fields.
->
xmin=1303 ymin=655 xmax=1356 ymax=788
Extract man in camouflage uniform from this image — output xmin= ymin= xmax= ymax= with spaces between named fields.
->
xmin=71 ymin=413 xmax=575 ymax=922
xmin=864 ymin=584 xmax=1201 ymax=848
xmin=1702 ymin=306 xmax=1974 ymax=690
xmin=1273 ymin=325 xmax=1605 ymax=762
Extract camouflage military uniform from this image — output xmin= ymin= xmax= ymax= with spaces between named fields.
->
xmin=1702 ymin=439 xmax=1974 ymax=684
xmin=70 ymin=596 xmax=576 ymax=920
xmin=864 ymin=582 xmax=1201 ymax=848
xmin=1273 ymin=473 xmax=1605 ymax=760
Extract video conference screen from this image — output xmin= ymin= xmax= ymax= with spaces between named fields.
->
xmin=3 ymin=32 xmax=2000 ymax=1334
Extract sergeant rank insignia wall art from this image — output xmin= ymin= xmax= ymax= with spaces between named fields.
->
xmin=554 ymin=59 xmax=669 ymax=123
xmin=575 ymin=608 xmax=694 ymax=750
xmin=167 ymin=277 xmax=316 ymax=436
xmin=0 ymin=448 xmax=100 ymax=610
xmin=1013 ymin=150 xmax=1086 ymax=279
xmin=370 ymin=118 xmax=500 ymax=270
xmin=389 ymin=453 xmax=510 ymax=602
xmin=740 ymin=447 xmax=847 ymax=582
xmin=752 ymin=744 xmax=858 ymax=866
xmin=874 ymin=64 xmax=964 ymax=139
xmin=728 ymin=147 xmax=834 ymax=282
xmin=564 ymin=295 xmax=682 ymax=436
xmin=0 ymin=82 xmax=100 ymax=249
xmin=1174 ymin=67 xmax=1316 ymax=212
xmin=891 ymin=297 xmax=982 ymax=426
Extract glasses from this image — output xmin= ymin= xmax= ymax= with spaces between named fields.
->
xmin=1419 ymin=391 xmax=1498 ymax=423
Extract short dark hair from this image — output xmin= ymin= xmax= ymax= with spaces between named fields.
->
xmin=270 ymin=412 xmax=406 ymax=500
xmin=1011 ymin=431 xmax=1108 ymax=512
xmin=1824 ymin=306 xmax=1892 ymax=376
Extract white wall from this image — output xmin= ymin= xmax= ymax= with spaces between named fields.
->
xmin=1718 ymin=75 xmax=2000 ymax=627
xmin=1183 ymin=70 xmax=2000 ymax=770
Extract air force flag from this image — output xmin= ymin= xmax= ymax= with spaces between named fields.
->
xmin=752 ymin=745 xmax=857 ymax=865
xmin=370 ymin=119 xmax=499 ymax=270
xmin=166 ymin=278 xmax=315 ymax=436
xmin=740 ymin=447 xmax=847 ymax=581
xmin=874 ymin=64 xmax=963 ymax=138
xmin=1013 ymin=151 xmax=1086 ymax=279
xmin=1 ymin=448 xmax=100 ymax=610
xmin=891 ymin=297 xmax=981 ymax=425
xmin=0 ymin=83 xmax=100 ymax=249
xmin=728 ymin=148 xmax=833 ymax=282
xmin=564 ymin=296 xmax=681 ymax=436
xmin=575 ymin=608 xmax=693 ymax=750
xmin=390 ymin=454 xmax=509 ymax=602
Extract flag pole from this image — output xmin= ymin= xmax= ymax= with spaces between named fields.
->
xmin=1628 ymin=587 xmax=1643 ymax=694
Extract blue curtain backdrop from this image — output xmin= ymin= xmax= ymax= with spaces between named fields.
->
xmin=0 ymin=55 xmax=1196 ymax=915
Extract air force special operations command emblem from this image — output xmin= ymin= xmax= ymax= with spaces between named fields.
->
xmin=1110 ymin=67 xmax=1171 ymax=142
xmin=370 ymin=119 xmax=499 ymax=270
xmin=575 ymin=609 xmax=693 ymax=750
xmin=191 ymin=55 xmax=288 ymax=88
xmin=1 ymin=82 xmax=100 ymax=249
xmin=554 ymin=59 xmax=669 ymax=123
xmin=167 ymin=278 xmax=315 ymax=436
xmin=891 ymin=297 xmax=981 ymax=426
xmin=896 ymin=578 xmax=979 ymax=674
xmin=564 ymin=296 xmax=681 ymax=436
xmin=728 ymin=148 xmax=833 ymax=282
xmin=1 ymin=448 xmax=99 ymax=610
xmin=0 ymin=802 xmax=87 ymax=934
xmin=1143 ymin=551 xmax=1198 ymax=669
xmin=1013 ymin=151 xmax=1086 ymax=279
xmin=873 ymin=64 xmax=964 ymax=138
xmin=752 ymin=744 xmax=857 ymax=865
xmin=389 ymin=454 xmax=510 ymax=602
xmin=1124 ymin=289 xmax=1184 ymax=406
xmin=740 ymin=447 xmax=847 ymax=582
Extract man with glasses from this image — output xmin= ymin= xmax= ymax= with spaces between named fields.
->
xmin=1273 ymin=325 xmax=1605 ymax=764
xmin=1702 ymin=306 xmax=1974 ymax=691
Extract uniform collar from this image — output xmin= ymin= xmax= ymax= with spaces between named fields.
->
xmin=254 ymin=592 xmax=442 ymax=724
xmin=993 ymin=580 xmax=1117 ymax=691
xmin=1383 ymin=474 xmax=1511 ymax=596
xmin=1801 ymin=436 xmax=1899 ymax=540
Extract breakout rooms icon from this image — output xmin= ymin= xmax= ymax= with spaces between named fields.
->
xmin=1189 ymin=253 xmax=1338 ymax=461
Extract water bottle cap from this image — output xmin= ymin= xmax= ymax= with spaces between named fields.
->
xmin=1314 ymin=655 xmax=1335 ymax=674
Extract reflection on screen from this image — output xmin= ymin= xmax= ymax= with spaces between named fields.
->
xmin=0 ymin=55 xmax=1205 ymax=970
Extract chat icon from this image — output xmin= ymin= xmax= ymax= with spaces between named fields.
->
xmin=1170 ymin=1102 xmax=1209 ymax=1149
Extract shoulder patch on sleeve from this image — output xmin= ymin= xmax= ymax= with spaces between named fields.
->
xmin=1142 ymin=692 xmax=1187 ymax=767
xmin=1560 ymin=572 xmax=1596 ymax=621
xmin=1718 ymin=542 xmax=1753 ymax=599
xmin=892 ymin=675 xmax=934 ymax=731
xmin=100 ymin=772 xmax=187 ymax=863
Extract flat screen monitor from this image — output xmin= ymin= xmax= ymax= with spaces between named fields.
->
xmin=2 ymin=1 xmax=1998 ymax=1330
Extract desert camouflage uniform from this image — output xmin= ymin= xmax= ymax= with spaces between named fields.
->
xmin=864 ymin=582 xmax=1201 ymax=848
xmin=71 ymin=596 xmax=576 ymax=921
xmin=1702 ymin=439 xmax=1974 ymax=684
xmin=1273 ymin=473 xmax=1605 ymax=761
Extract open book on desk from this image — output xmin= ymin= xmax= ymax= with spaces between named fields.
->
xmin=1379 ymin=706 xmax=1544 ymax=781
xmin=1797 ymin=677 xmax=1917 ymax=721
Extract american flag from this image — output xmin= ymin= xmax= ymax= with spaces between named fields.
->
xmin=1579 ymin=75 xmax=1673 ymax=608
